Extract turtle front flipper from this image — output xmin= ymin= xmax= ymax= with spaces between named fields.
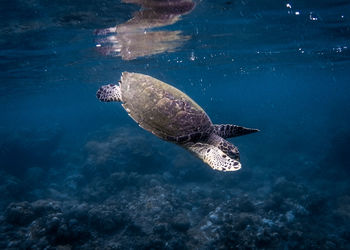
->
xmin=96 ymin=84 xmax=122 ymax=102
xmin=187 ymin=140 xmax=241 ymax=172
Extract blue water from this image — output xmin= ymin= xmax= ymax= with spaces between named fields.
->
xmin=1 ymin=0 xmax=350 ymax=249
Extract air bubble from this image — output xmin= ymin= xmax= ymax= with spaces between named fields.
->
xmin=190 ymin=52 xmax=196 ymax=61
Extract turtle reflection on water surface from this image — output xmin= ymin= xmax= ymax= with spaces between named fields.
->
xmin=97 ymin=72 xmax=259 ymax=171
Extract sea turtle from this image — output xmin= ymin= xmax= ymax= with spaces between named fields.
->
xmin=96 ymin=72 xmax=259 ymax=171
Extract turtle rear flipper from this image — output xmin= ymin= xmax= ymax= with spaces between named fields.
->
xmin=213 ymin=124 xmax=259 ymax=139
xmin=96 ymin=84 xmax=122 ymax=102
xmin=187 ymin=141 xmax=241 ymax=172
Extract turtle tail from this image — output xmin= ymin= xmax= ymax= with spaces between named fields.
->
xmin=96 ymin=83 xmax=122 ymax=102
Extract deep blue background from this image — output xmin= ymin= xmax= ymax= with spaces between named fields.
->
xmin=1 ymin=0 xmax=350 ymax=249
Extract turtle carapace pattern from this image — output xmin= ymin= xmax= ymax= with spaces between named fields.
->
xmin=96 ymin=72 xmax=259 ymax=172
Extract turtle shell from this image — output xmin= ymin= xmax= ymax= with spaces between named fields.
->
xmin=120 ymin=72 xmax=212 ymax=142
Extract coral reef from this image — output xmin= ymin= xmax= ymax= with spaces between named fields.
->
xmin=1 ymin=170 xmax=349 ymax=249
xmin=1 ymin=128 xmax=349 ymax=249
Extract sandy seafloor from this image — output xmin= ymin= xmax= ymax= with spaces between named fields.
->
xmin=1 ymin=0 xmax=350 ymax=249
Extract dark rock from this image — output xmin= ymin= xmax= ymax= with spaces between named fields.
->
xmin=64 ymin=174 xmax=84 ymax=191
xmin=234 ymin=213 xmax=255 ymax=231
xmin=88 ymin=206 xmax=127 ymax=233
xmin=263 ymin=197 xmax=280 ymax=212
xmin=144 ymin=237 xmax=166 ymax=250
xmin=304 ymin=193 xmax=328 ymax=215
xmin=168 ymin=238 xmax=187 ymax=250
xmin=32 ymin=200 xmax=61 ymax=216
xmin=106 ymin=172 xmax=141 ymax=192
xmin=272 ymin=178 xmax=306 ymax=199
xmin=171 ymin=213 xmax=190 ymax=232
xmin=153 ymin=223 xmax=171 ymax=240
xmin=256 ymin=229 xmax=274 ymax=248
xmin=66 ymin=202 xmax=90 ymax=221
xmin=27 ymin=211 xmax=90 ymax=246
xmin=5 ymin=202 xmax=35 ymax=225
xmin=238 ymin=197 xmax=256 ymax=212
